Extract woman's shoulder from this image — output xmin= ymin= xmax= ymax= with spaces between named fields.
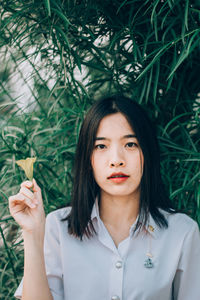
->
xmin=46 ymin=206 xmax=72 ymax=226
xmin=161 ymin=209 xmax=199 ymax=235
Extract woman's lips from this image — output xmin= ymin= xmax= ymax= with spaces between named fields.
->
xmin=108 ymin=177 xmax=129 ymax=183
xmin=107 ymin=173 xmax=129 ymax=183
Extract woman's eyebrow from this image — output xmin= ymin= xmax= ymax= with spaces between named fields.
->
xmin=95 ymin=134 xmax=136 ymax=141
xmin=95 ymin=137 xmax=107 ymax=141
xmin=123 ymin=134 xmax=137 ymax=139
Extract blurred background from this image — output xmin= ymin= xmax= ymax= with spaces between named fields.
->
xmin=0 ymin=0 xmax=200 ymax=298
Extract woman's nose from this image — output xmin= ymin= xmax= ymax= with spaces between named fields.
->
xmin=109 ymin=148 xmax=125 ymax=167
xmin=110 ymin=161 xmax=124 ymax=167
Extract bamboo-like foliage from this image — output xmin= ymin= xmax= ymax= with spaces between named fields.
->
xmin=0 ymin=0 xmax=200 ymax=298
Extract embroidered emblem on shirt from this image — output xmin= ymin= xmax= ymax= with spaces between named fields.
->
xmin=148 ymin=225 xmax=154 ymax=232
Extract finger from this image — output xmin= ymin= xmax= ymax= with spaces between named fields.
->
xmin=20 ymin=186 xmax=34 ymax=200
xmin=32 ymin=178 xmax=41 ymax=194
xmin=9 ymin=193 xmax=24 ymax=208
xmin=21 ymin=180 xmax=33 ymax=189
xmin=9 ymin=193 xmax=37 ymax=209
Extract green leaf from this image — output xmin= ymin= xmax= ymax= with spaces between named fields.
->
xmin=44 ymin=0 xmax=51 ymax=17
xmin=153 ymin=59 xmax=160 ymax=102
xmin=168 ymin=30 xmax=200 ymax=79
xmin=162 ymin=112 xmax=193 ymax=136
xmin=51 ymin=8 xmax=71 ymax=29
xmin=145 ymin=66 xmax=153 ymax=103
xmin=184 ymin=0 xmax=189 ymax=31
xmin=138 ymin=75 xmax=147 ymax=104
xmin=136 ymin=42 xmax=172 ymax=81
xmin=54 ymin=25 xmax=70 ymax=49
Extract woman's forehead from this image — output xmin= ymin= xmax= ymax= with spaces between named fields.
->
xmin=96 ymin=113 xmax=135 ymax=137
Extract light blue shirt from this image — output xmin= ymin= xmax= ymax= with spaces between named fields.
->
xmin=15 ymin=201 xmax=200 ymax=300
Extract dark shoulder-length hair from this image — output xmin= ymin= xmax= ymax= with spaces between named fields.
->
xmin=64 ymin=95 xmax=175 ymax=239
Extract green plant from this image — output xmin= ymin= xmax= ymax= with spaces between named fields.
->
xmin=0 ymin=0 xmax=199 ymax=298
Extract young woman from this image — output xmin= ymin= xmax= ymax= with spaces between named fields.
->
xmin=10 ymin=95 xmax=200 ymax=300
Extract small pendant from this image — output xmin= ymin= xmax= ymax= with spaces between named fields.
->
xmin=144 ymin=257 xmax=154 ymax=268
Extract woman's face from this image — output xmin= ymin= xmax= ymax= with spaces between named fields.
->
xmin=91 ymin=113 xmax=144 ymax=200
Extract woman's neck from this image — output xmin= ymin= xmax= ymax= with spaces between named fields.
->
xmin=99 ymin=192 xmax=140 ymax=229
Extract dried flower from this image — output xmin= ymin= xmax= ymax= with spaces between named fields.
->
xmin=16 ymin=157 xmax=37 ymax=181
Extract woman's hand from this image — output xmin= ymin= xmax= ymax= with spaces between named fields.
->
xmin=9 ymin=179 xmax=45 ymax=234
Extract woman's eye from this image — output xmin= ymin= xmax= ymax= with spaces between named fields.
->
xmin=125 ymin=142 xmax=137 ymax=148
xmin=95 ymin=144 xmax=106 ymax=150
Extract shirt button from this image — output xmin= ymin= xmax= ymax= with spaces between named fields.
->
xmin=111 ymin=296 xmax=120 ymax=300
xmin=115 ymin=261 xmax=123 ymax=269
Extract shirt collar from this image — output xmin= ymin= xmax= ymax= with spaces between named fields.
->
xmin=144 ymin=213 xmax=161 ymax=239
xmin=90 ymin=199 xmax=161 ymax=239
xmin=91 ymin=198 xmax=100 ymax=221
